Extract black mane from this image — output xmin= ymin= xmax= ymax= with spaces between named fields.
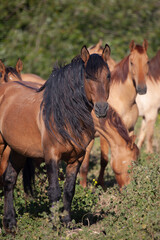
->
xmin=4 ymin=66 xmax=22 ymax=82
xmin=38 ymin=54 xmax=108 ymax=147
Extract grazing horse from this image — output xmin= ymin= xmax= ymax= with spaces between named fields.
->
xmin=88 ymin=39 xmax=116 ymax=71
xmin=0 ymin=45 xmax=114 ymax=233
xmin=80 ymin=40 xmax=149 ymax=187
xmin=0 ymin=58 xmax=45 ymax=84
xmin=136 ymin=49 xmax=160 ymax=153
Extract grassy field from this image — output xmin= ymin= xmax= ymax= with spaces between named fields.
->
xmin=0 ymin=117 xmax=159 ymax=240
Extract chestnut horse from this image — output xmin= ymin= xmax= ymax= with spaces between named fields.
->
xmin=80 ymin=40 xmax=149 ymax=187
xmin=136 ymin=49 xmax=160 ymax=153
xmin=0 ymin=45 xmax=113 ymax=233
xmin=0 ymin=58 xmax=45 ymax=84
xmin=88 ymin=39 xmax=116 ymax=71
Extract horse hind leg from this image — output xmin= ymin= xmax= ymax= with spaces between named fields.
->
xmin=3 ymin=150 xmax=26 ymax=233
xmin=97 ymin=136 xmax=109 ymax=187
xmin=137 ymin=117 xmax=146 ymax=150
xmin=0 ymin=134 xmax=10 ymax=187
xmin=79 ymin=139 xmax=94 ymax=187
xmin=145 ymin=116 xmax=157 ymax=153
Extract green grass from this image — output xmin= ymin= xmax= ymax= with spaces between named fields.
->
xmin=0 ymin=116 xmax=160 ymax=239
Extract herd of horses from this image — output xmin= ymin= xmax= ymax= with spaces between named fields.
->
xmin=0 ymin=39 xmax=159 ymax=234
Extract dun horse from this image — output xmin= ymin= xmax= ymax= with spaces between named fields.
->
xmin=80 ymin=40 xmax=149 ymax=187
xmin=0 ymin=45 xmax=112 ymax=233
xmin=136 ymin=49 xmax=160 ymax=153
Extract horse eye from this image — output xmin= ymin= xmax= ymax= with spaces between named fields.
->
xmin=130 ymin=62 xmax=133 ymax=66
xmin=147 ymin=61 xmax=149 ymax=64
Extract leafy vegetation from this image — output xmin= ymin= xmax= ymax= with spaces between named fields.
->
xmin=1 ymin=0 xmax=160 ymax=79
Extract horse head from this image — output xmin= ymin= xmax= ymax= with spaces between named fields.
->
xmin=0 ymin=59 xmax=23 ymax=83
xmin=129 ymin=39 xmax=149 ymax=95
xmin=81 ymin=45 xmax=111 ymax=118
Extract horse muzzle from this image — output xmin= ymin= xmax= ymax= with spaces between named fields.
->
xmin=94 ymin=102 xmax=109 ymax=118
xmin=136 ymin=85 xmax=147 ymax=95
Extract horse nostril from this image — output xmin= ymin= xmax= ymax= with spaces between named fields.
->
xmin=137 ymin=86 xmax=147 ymax=95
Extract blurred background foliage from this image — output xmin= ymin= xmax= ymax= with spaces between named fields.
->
xmin=0 ymin=0 xmax=160 ymax=79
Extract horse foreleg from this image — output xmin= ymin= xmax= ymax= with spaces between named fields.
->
xmin=3 ymin=150 xmax=26 ymax=233
xmin=97 ymin=136 xmax=109 ymax=187
xmin=0 ymin=146 xmax=11 ymax=177
xmin=0 ymin=134 xmax=8 ymax=186
xmin=145 ymin=116 xmax=157 ymax=153
xmin=137 ymin=117 xmax=146 ymax=150
xmin=79 ymin=140 xmax=94 ymax=187
xmin=46 ymin=159 xmax=61 ymax=205
xmin=63 ymin=159 xmax=82 ymax=224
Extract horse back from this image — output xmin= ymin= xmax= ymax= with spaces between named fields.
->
xmin=0 ymin=82 xmax=43 ymax=157
xmin=21 ymin=73 xmax=45 ymax=84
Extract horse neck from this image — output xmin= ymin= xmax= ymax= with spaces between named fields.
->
xmin=92 ymin=111 xmax=128 ymax=150
xmin=110 ymin=55 xmax=136 ymax=95
xmin=148 ymin=51 xmax=160 ymax=82
xmin=21 ymin=73 xmax=45 ymax=85
xmin=109 ymin=73 xmax=137 ymax=107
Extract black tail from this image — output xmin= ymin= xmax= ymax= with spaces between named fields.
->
xmin=23 ymin=158 xmax=35 ymax=196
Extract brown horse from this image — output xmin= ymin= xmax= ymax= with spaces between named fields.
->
xmin=0 ymin=58 xmax=45 ymax=84
xmin=0 ymin=45 xmax=114 ymax=233
xmin=0 ymin=59 xmax=45 ymax=185
xmin=136 ymin=49 xmax=160 ymax=153
xmin=88 ymin=39 xmax=116 ymax=71
xmin=80 ymin=39 xmax=149 ymax=187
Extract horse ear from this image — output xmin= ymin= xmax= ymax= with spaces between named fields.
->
xmin=0 ymin=60 xmax=5 ymax=73
xmin=81 ymin=46 xmax=90 ymax=63
xmin=16 ymin=58 xmax=23 ymax=73
xmin=128 ymin=135 xmax=137 ymax=150
xmin=97 ymin=39 xmax=103 ymax=49
xmin=129 ymin=40 xmax=135 ymax=52
xmin=143 ymin=39 xmax=148 ymax=51
xmin=102 ymin=44 xmax=111 ymax=62
xmin=0 ymin=60 xmax=6 ymax=83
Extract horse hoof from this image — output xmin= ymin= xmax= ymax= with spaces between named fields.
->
xmin=61 ymin=215 xmax=71 ymax=227
xmin=3 ymin=217 xmax=17 ymax=234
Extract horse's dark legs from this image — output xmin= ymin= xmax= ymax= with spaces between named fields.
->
xmin=3 ymin=161 xmax=17 ymax=233
xmin=3 ymin=150 xmax=26 ymax=233
xmin=63 ymin=159 xmax=82 ymax=224
xmin=46 ymin=160 xmax=61 ymax=205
